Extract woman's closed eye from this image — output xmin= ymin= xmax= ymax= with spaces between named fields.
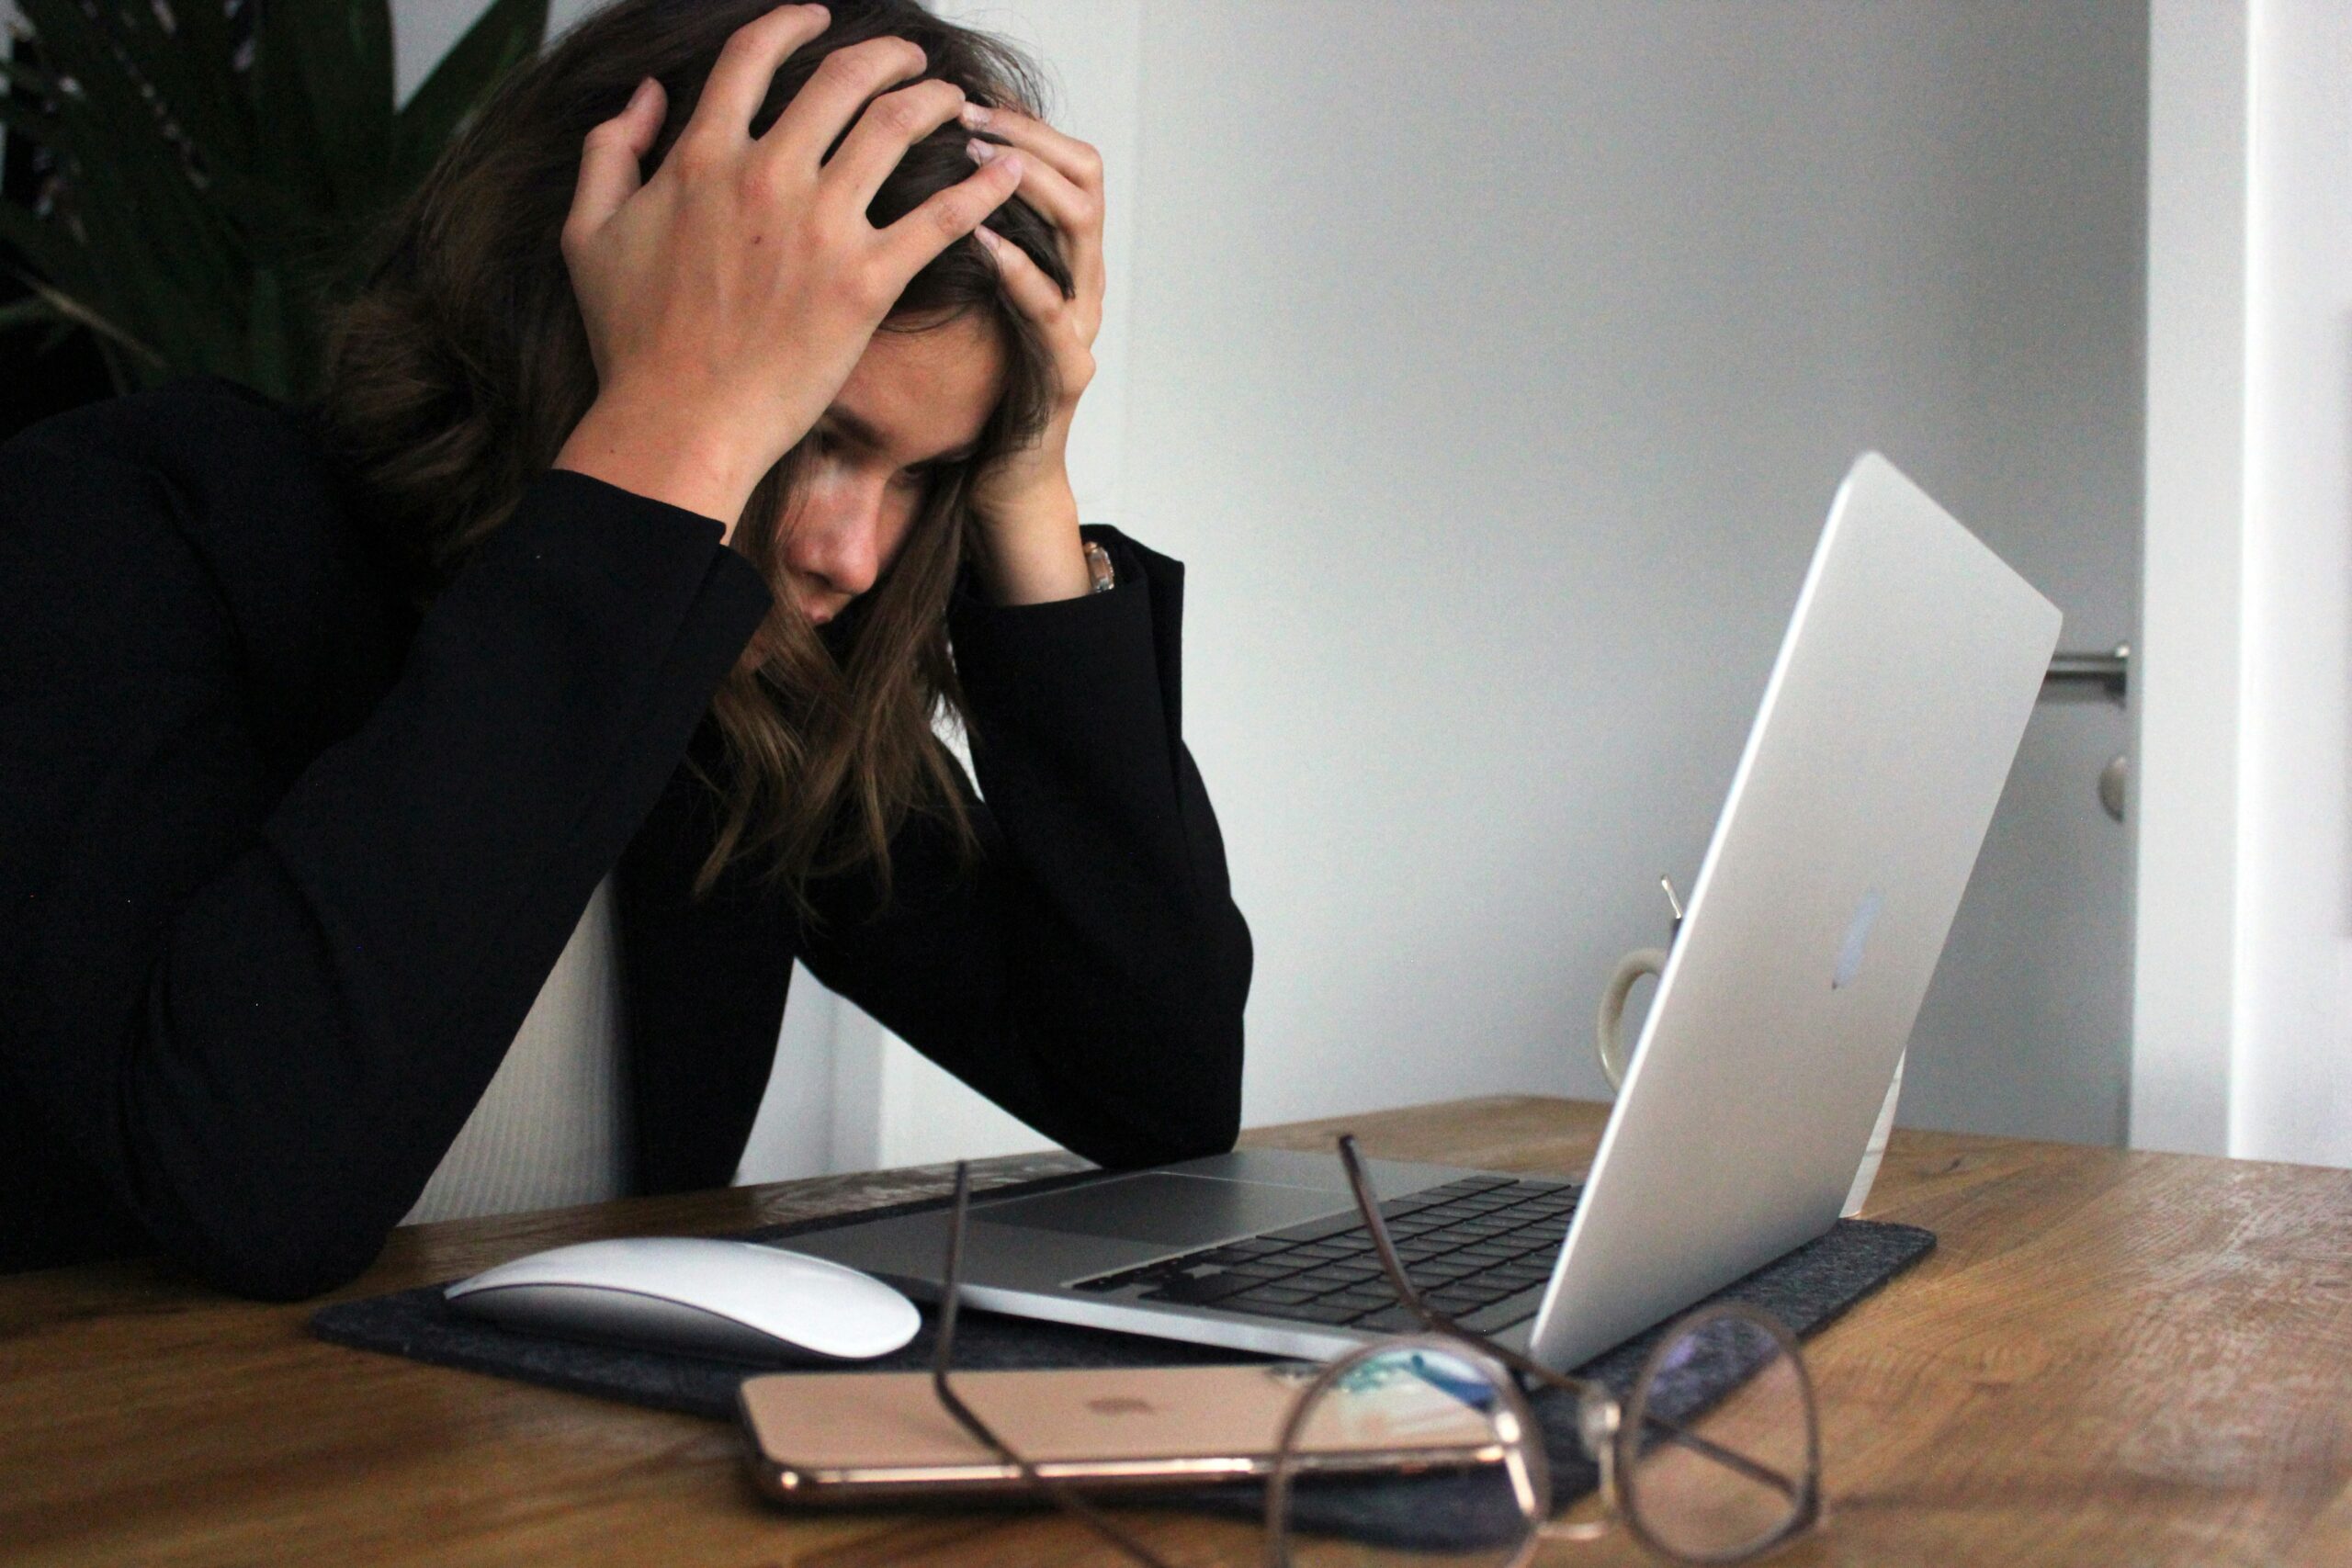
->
xmin=807 ymin=424 xmax=945 ymax=491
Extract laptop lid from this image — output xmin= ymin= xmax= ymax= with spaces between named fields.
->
xmin=1525 ymin=451 xmax=2061 ymax=1371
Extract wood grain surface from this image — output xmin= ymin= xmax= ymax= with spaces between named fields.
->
xmin=5 ymin=1096 xmax=2349 ymax=1566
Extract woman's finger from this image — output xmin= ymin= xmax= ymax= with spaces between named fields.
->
xmin=965 ymin=111 xmax=1105 ymax=311
xmin=763 ymin=34 xmax=928 ymax=164
xmin=874 ymin=152 xmax=1024 ymax=288
xmin=684 ymin=5 xmax=831 ymax=147
xmin=826 ymin=79 xmax=969 ymax=212
xmin=564 ymin=77 xmax=665 ymax=246
xmin=977 ymin=223 xmax=1070 ymax=327
xmin=967 ymin=135 xmax=1090 ymax=258
xmin=960 ymin=101 xmax=1102 ymax=192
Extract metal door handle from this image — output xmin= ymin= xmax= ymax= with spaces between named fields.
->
xmin=2044 ymin=643 xmax=2129 ymax=702
xmin=2040 ymin=645 xmax=2131 ymax=822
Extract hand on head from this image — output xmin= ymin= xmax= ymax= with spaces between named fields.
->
xmin=551 ymin=4 xmax=1025 ymax=535
xmin=957 ymin=98 xmax=1107 ymax=552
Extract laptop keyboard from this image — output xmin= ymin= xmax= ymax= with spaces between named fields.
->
xmin=1068 ymin=1173 xmax=1580 ymax=1336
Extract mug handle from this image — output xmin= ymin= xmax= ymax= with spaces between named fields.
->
xmin=1595 ymin=947 xmax=1669 ymax=1090
xmin=1594 ymin=946 xmax=1907 ymax=1216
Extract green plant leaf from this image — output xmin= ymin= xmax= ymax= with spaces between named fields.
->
xmin=252 ymin=0 xmax=400 ymax=220
xmin=4 ymin=57 xmax=237 ymax=375
xmin=6 ymin=0 xmax=547 ymax=401
xmin=0 ymin=263 xmax=161 ymax=368
xmin=0 ymin=54 xmax=62 ymax=100
xmin=0 ymin=292 xmax=63 ymax=333
xmin=60 ymin=186 xmax=208 ymax=371
xmin=96 ymin=0 xmax=255 ymax=178
xmin=7 ymin=0 xmax=104 ymax=81
xmin=9 ymin=0 xmax=248 ymax=331
xmin=244 ymin=4 xmax=334 ymax=220
xmin=244 ymin=262 xmax=292 ymax=401
xmin=0 ymin=85 xmax=83 ymax=168
xmin=391 ymin=0 xmax=548 ymax=187
xmin=0 ymin=200 xmax=88 ymax=296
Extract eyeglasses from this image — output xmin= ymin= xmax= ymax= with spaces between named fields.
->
xmin=928 ymin=1137 xmax=1822 ymax=1566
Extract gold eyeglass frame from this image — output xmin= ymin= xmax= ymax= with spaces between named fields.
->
xmin=923 ymin=1135 xmax=1822 ymax=1567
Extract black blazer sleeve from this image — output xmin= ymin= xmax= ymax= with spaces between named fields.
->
xmin=795 ymin=527 xmax=1253 ymax=1168
xmin=0 ymin=424 xmax=771 ymax=1299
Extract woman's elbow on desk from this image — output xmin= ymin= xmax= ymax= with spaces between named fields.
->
xmin=107 ymin=1179 xmax=390 ymax=1302
xmin=1061 ymin=1070 xmax=1243 ymax=1173
xmin=172 ymin=1219 xmax=386 ymax=1303
xmin=1066 ymin=920 xmax=1253 ymax=1171
xmin=99 ymin=1055 xmax=410 ymax=1300
xmin=118 ymin=1140 xmax=400 ymax=1302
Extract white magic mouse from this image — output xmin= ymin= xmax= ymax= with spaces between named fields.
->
xmin=445 ymin=1237 xmax=921 ymax=1362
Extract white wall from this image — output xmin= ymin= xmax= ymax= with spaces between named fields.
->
xmin=2133 ymin=0 xmax=2352 ymax=1168
xmin=1117 ymin=2 xmax=2145 ymax=1135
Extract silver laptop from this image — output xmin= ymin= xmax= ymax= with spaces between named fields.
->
xmin=796 ymin=453 xmax=2062 ymax=1372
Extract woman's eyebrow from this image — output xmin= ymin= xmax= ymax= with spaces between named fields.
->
xmin=910 ymin=442 xmax=981 ymax=472
xmin=820 ymin=408 xmax=980 ymax=468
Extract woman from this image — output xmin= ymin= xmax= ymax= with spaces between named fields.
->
xmin=0 ymin=0 xmax=1250 ymax=1298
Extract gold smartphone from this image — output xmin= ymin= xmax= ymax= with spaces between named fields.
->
xmin=737 ymin=1363 xmax=1499 ymax=1503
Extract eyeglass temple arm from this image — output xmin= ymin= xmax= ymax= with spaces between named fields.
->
xmin=929 ymin=1164 xmax=1185 ymax=1568
xmin=1336 ymin=1133 xmax=1565 ymax=1384
xmin=1334 ymin=1136 xmax=1805 ymax=1505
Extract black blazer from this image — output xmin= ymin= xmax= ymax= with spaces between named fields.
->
xmin=0 ymin=380 xmax=1251 ymax=1299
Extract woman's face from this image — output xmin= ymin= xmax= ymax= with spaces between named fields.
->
xmin=776 ymin=313 xmax=1006 ymax=627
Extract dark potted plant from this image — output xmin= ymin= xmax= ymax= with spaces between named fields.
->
xmin=0 ymin=0 xmax=548 ymax=411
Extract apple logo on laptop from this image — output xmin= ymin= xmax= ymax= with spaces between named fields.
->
xmin=1833 ymin=890 xmax=1883 ymax=990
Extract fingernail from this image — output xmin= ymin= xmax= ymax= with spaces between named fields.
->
xmin=997 ymin=152 xmax=1023 ymax=181
xmin=627 ymin=76 xmax=657 ymax=113
xmin=966 ymin=137 xmax=996 ymax=165
xmin=975 ymin=225 xmax=1002 ymax=251
xmin=960 ymin=102 xmax=991 ymax=130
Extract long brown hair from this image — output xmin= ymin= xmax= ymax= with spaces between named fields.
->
xmin=316 ymin=0 xmax=1073 ymax=908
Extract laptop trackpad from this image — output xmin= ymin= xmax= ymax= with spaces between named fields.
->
xmin=973 ymin=1173 xmax=1348 ymax=1248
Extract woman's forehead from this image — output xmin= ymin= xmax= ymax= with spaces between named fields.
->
xmin=824 ymin=316 xmax=1005 ymax=464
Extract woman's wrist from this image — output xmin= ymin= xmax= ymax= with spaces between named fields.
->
xmin=553 ymin=395 xmax=773 ymax=541
xmin=972 ymin=474 xmax=1092 ymax=606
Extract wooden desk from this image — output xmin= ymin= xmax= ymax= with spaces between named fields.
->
xmin=6 ymin=1096 xmax=2351 ymax=1565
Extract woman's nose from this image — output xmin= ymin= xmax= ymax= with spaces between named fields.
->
xmin=794 ymin=479 xmax=888 ymax=598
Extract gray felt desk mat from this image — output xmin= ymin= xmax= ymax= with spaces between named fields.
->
xmin=312 ymin=1173 xmax=1933 ymax=1546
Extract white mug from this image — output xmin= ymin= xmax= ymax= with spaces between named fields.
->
xmin=1594 ymin=945 xmax=1905 ymax=1219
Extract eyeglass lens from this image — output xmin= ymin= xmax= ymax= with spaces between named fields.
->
xmin=1270 ymin=1338 xmax=1546 ymax=1567
xmin=1618 ymin=1308 xmax=1818 ymax=1562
